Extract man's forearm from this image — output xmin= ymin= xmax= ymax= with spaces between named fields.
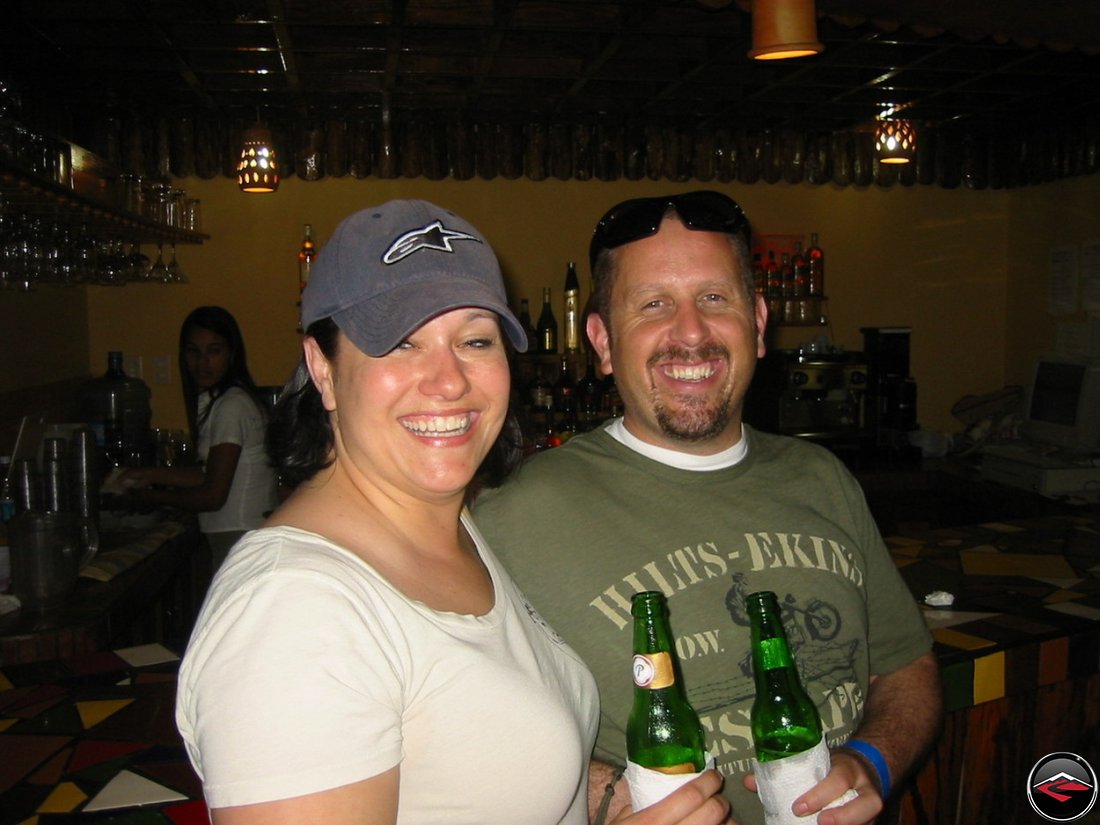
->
xmin=845 ymin=651 xmax=943 ymax=791
xmin=588 ymin=759 xmax=628 ymax=824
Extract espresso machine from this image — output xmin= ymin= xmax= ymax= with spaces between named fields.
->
xmin=744 ymin=348 xmax=869 ymax=447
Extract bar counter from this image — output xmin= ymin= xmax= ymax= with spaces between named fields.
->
xmin=884 ymin=512 xmax=1100 ymax=825
xmin=0 ymin=512 xmax=206 ymax=666
xmin=0 ymin=513 xmax=1096 ymax=822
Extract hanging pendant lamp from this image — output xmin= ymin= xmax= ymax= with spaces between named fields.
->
xmin=875 ymin=119 xmax=917 ymax=164
xmin=236 ymin=123 xmax=280 ymax=193
xmin=749 ymin=0 xmax=824 ymax=60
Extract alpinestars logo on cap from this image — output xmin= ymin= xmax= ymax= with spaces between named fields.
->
xmin=382 ymin=220 xmax=481 ymax=264
xmin=1027 ymin=752 xmax=1098 ymax=822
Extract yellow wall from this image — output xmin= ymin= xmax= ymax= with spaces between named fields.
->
xmin=1004 ymin=174 xmax=1099 ymax=389
xmin=4 ymin=171 xmax=1098 ymax=450
xmin=0 ymin=286 xmax=89 ymax=389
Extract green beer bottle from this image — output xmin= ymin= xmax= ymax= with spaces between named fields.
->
xmin=747 ymin=590 xmax=823 ymax=761
xmin=626 ymin=591 xmax=707 ymax=774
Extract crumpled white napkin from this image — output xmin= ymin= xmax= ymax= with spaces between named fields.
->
xmin=0 ymin=593 xmax=22 ymax=616
xmin=626 ymin=755 xmax=717 ymax=811
xmin=753 ymin=738 xmax=859 ymax=825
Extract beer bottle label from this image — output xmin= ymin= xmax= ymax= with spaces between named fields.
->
xmin=758 ymin=637 xmax=794 ymax=670
xmin=633 ymin=652 xmax=675 ymax=689
xmin=648 ymin=762 xmax=700 ymax=776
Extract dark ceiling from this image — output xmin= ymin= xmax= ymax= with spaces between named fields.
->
xmin=3 ymin=0 xmax=1100 ymax=187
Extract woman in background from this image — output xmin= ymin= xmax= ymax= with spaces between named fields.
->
xmin=120 ymin=305 xmax=278 ymax=567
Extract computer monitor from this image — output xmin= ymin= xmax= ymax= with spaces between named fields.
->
xmin=1023 ymin=353 xmax=1100 ymax=454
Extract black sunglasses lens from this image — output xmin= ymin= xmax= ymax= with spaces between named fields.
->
xmin=590 ymin=191 xmax=746 ymax=266
xmin=675 ymin=192 xmax=746 ymax=234
xmin=596 ymin=200 xmax=667 ymax=249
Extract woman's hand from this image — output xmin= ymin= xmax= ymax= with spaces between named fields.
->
xmin=611 ymin=770 xmax=732 ymax=825
xmin=114 ymin=467 xmax=154 ymax=489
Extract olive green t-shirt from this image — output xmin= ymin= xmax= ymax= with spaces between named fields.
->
xmin=473 ymin=424 xmax=931 ymax=825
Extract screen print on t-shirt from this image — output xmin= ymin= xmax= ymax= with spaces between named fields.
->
xmin=585 ymin=527 xmax=868 ymax=781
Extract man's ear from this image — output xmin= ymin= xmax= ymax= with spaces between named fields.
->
xmin=303 ymin=337 xmax=337 ymax=412
xmin=586 ymin=312 xmax=613 ymax=376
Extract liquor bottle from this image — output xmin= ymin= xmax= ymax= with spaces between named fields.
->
xmin=297 ymin=224 xmax=316 ymax=332
xmin=601 ymin=372 xmax=623 ymax=419
xmin=539 ymin=412 xmax=563 ymax=450
xmin=780 ymin=253 xmax=794 ymax=298
xmin=627 ymin=591 xmax=707 ymax=775
xmin=765 ymin=250 xmax=781 ymax=298
xmin=558 ymin=408 xmax=578 ymax=442
xmin=552 ymin=354 xmax=576 ymax=415
xmin=791 ymin=241 xmax=808 ymax=298
xmin=518 ymin=298 xmax=536 ymax=350
xmin=529 ymin=365 xmax=554 ymax=420
xmin=537 ymin=287 xmax=558 ymax=354
xmin=299 ymin=223 xmax=316 ymax=293
xmin=553 ymin=356 xmax=578 ymax=442
xmin=752 ymin=252 xmax=765 ymax=295
xmin=764 ymin=250 xmax=782 ymax=322
xmin=747 ymin=590 xmax=822 ymax=762
xmin=576 ymin=349 xmax=604 ymax=431
xmin=806 ymin=233 xmax=825 ymax=297
xmin=563 ymin=261 xmax=581 ymax=353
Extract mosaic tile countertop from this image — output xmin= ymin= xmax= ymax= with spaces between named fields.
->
xmin=0 ymin=643 xmax=206 ymax=825
xmin=887 ymin=514 xmax=1100 ymax=713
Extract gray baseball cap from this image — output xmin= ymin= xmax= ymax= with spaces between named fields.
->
xmin=301 ymin=199 xmax=528 ymax=355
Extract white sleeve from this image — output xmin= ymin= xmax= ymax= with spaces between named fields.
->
xmin=178 ymin=569 xmax=405 ymax=809
xmin=206 ymin=389 xmax=261 ymax=449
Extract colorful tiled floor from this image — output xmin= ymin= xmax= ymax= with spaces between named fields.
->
xmin=0 ymin=644 xmax=207 ymax=825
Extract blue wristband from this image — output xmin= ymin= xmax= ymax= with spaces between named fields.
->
xmin=842 ymin=739 xmax=892 ymax=799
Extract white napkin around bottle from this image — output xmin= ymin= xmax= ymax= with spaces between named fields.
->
xmin=625 ymin=756 xmax=717 ymax=811
xmin=753 ymin=738 xmax=859 ymax=824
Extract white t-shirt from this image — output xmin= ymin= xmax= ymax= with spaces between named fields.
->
xmin=175 ymin=513 xmax=599 ymax=824
xmin=195 ymin=386 xmax=277 ymax=534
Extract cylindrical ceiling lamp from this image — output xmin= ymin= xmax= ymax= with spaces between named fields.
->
xmin=749 ymin=0 xmax=824 ymax=60
xmin=875 ymin=119 xmax=917 ymax=164
xmin=236 ymin=124 xmax=280 ymax=193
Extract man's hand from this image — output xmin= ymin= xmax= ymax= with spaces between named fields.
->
xmin=742 ymin=651 xmax=942 ymax=825
xmin=742 ymin=753 xmax=883 ymax=825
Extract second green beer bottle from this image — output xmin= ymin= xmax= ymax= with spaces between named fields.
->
xmin=747 ymin=589 xmax=823 ymax=761
xmin=626 ymin=591 xmax=707 ymax=774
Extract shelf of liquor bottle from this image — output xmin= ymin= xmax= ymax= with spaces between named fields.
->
xmin=764 ymin=294 xmax=828 ymax=327
xmin=514 ymin=346 xmax=617 ymax=450
xmin=765 ymin=319 xmax=833 ymax=354
xmin=0 ymin=159 xmax=207 ymax=246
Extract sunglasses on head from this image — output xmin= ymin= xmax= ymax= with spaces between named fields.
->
xmin=588 ymin=190 xmax=749 ymax=270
